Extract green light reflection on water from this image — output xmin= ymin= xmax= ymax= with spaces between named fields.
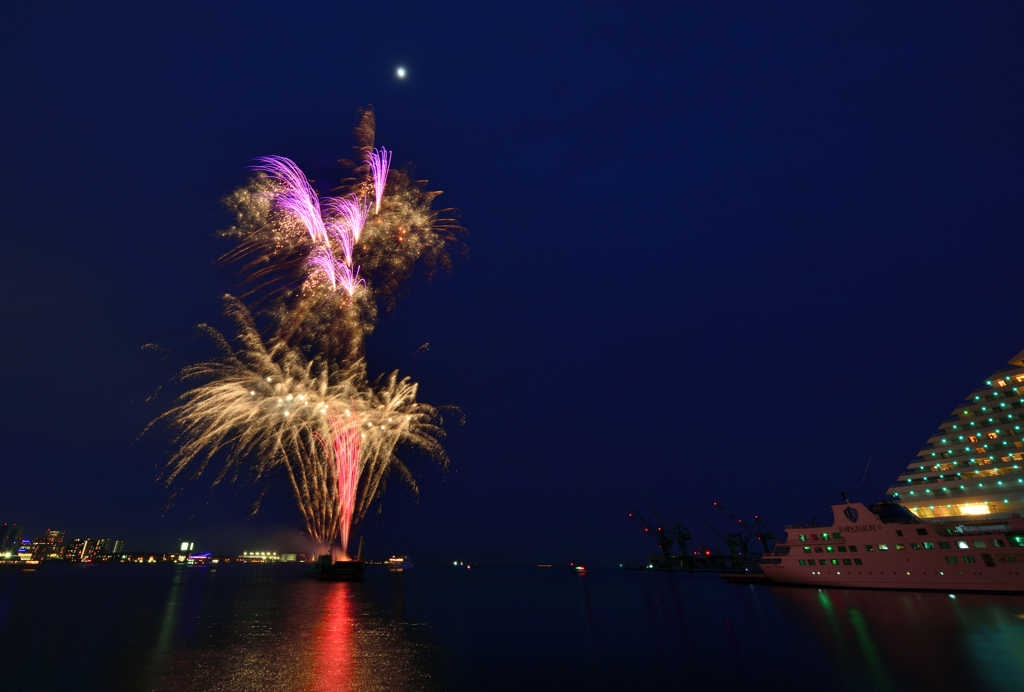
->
xmin=847 ymin=608 xmax=895 ymax=692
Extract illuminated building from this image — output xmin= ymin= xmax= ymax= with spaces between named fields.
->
xmin=64 ymin=538 xmax=89 ymax=562
xmin=176 ymin=541 xmax=194 ymax=562
xmin=887 ymin=349 xmax=1024 ymax=519
xmin=33 ymin=529 xmax=66 ymax=560
xmin=95 ymin=538 xmax=125 ymax=556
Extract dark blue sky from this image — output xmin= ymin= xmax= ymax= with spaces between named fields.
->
xmin=2 ymin=2 xmax=1022 ymax=564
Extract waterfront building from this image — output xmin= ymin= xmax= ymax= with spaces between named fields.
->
xmin=64 ymin=538 xmax=106 ymax=562
xmin=34 ymin=529 xmax=66 ymax=559
xmin=95 ymin=538 xmax=125 ymax=556
xmin=64 ymin=538 xmax=87 ymax=561
xmin=887 ymin=349 xmax=1024 ymax=520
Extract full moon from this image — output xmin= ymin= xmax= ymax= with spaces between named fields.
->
xmin=396 ymin=66 xmax=406 ymax=79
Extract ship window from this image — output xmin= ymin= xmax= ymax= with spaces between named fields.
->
xmin=911 ymin=543 xmax=922 ymax=550
xmin=799 ymin=559 xmax=806 ymax=565
xmin=830 ymin=559 xmax=839 ymax=565
xmin=957 ymin=541 xmax=970 ymax=549
xmin=819 ymin=560 xmax=828 ymax=565
xmin=810 ymin=534 xmax=818 ymax=541
xmin=799 ymin=535 xmax=806 ymax=542
xmin=896 ymin=530 xmax=904 ymax=537
xmin=837 ymin=546 xmax=847 ymax=553
xmin=826 ymin=546 xmax=835 ymax=553
xmin=964 ymin=556 xmax=977 ymax=564
xmin=814 ymin=547 xmax=823 ymax=553
xmin=1008 ymin=533 xmax=1024 ymax=547
xmin=924 ymin=543 xmax=935 ymax=550
xmin=991 ymin=539 xmax=1005 ymax=548
xmin=916 ymin=528 xmax=928 ymax=536
xmin=945 ymin=556 xmax=958 ymax=564
xmin=848 ymin=546 xmax=858 ymax=552
xmin=895 ymin=544 xmax=906 ymax=551
xmin=864 ymin=545 xmax=874 ymax=552
xmin=804 ymin=547 xmax=812 ymax=553
xmin=842 ymin=559 xmax=852 ymax=565
xmin=973 ymin=540 xmax=986 ymax=548
xmin=821 ymin=533 xmax=830 ymax=540
xmin=878 ymin=544 xmax=889 ymax=550
xmin=969 ymin=436 xmax=978 ymax=442
xmin=939 ymin=542 xmax=952 ymax=549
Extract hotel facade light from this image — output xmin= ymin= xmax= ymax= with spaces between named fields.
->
xmin=887 ymin=349 xmax=1024 ymax=520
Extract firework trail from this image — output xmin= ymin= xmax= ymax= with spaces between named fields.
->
xmin=326 ymin=194 xmax=370 ymax=246
xmin=316 ymin=405 xmax=361 ymax=559
xmin=367 ymin=147 xmax=392 ymax=215
xmin=251 ymin=156 xmax=329 ymax=245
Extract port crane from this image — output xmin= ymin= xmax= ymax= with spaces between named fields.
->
xmin=711 ymin=502 xmax=776 ymax=556
xmin=628 ymin=505 xmax=696 ymax=569
xmin=700 ymin=518 xmax=746 ymax=571
xmin=647 ymin=506 xmax=695 ymax=568
xmin=628 ymin=507 xmax=674 ymax=564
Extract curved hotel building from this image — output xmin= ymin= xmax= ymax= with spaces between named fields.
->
xmin=888 ymin=349 xmax=1024 ymax=520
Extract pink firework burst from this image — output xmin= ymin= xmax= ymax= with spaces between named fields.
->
xmin=252 ymin=156 xmax=328 ymax=245
xmin=366 ymin=147 xmax=392 ymax=215
xmin=326 ymin=195 xmax=370 ymax=244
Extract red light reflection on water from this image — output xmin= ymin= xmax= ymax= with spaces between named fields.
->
xmin=307 ymin=584 xmax=356 ymax=692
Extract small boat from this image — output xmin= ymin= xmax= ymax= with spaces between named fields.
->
xmin=387 ymin=555 xmax=413 ymax=572
xmin=311 ymin=554 xmax=367 ymax=581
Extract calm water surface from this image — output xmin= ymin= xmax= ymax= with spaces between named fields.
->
xmin=2 ymin=563 xmax=1024 ymax=691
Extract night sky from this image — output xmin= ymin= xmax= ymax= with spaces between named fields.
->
xmin=2 ymin=3 xmax=1022 ymax=565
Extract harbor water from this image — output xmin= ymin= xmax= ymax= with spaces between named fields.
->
xmin=2 ymin=563 xmax=1024 ymax=691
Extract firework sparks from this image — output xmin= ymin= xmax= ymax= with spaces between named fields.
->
xmin=367 ymin=147 xmax=392 ymax=215
xmin=147 ymin=297 xmax=451 ymax=555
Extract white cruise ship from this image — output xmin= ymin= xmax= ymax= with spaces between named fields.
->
xmin=760 ymin=349 xmax=1024 ymax=592
xmin=759 ymin=500 xmax=1024 ymax=592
